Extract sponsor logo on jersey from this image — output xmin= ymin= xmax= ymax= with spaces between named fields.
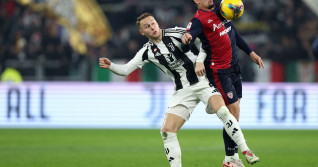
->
xmin=165 ymin=53 xmax=175 ymax=63
xmin=227 ymin=91 xmax=233 ymax=99
xmin=213 ymin=22 xmax=223 ymax=31
xmin=168 ymin=59 xmax=184 ymax=70
xmin=155 ymin=52 xmax=161 ymax=57
xmin=219 ymin=26 xmax=231 ymax=36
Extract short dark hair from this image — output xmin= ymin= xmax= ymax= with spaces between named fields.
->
xmin=136 ymin=12 xmax=154 ymax=28
xmin=189 ymin=0 xmax=196 ymax=5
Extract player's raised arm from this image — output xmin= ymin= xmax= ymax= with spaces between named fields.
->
xmin=98 ymin=55 xmax=142 ymax=76
xmin=181 ymin=18 xmax=203 ymax=52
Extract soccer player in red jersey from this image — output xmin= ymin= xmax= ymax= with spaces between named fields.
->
xmin=182 ymin=0 xmax=263 ymax=166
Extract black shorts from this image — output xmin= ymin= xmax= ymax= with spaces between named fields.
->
xmin=206 ymin=64 xmax=242 ymax=105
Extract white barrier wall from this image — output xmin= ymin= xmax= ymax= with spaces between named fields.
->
xmin=0 ymin=82 xmax=317 ymax=129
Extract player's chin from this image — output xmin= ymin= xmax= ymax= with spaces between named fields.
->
xmin=208 ymin=4 xmax=215 ymax=9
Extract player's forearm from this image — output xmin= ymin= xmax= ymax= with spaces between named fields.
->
xmin=108 ymin=62 xmax=138 ymax=76
xmin=196 ymin=45 xmax=207 ymax=63
xmin=233 ymin=25 xmax=252 ymax=55
xmin=237 ymin=39 xmax=252 ymax=55
xmin=183 ymin=18 xmax=202 ymax=53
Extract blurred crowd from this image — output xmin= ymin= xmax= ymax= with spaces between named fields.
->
xmin=0 ymin=0 xmax=75 ymax=80
xmin=243 ymin=0 xmax=318 ymax=61
xmin=0 ymin=0 xmax=317 ymax=81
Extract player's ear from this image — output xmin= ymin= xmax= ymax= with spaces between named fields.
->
xmin=139 ymin=30 xmax=144 ymax=36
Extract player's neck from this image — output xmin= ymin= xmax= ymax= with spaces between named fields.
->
xmin=198 ymin=6 xmax=214 ymax=11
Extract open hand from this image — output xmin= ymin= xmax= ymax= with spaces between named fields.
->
xmin=250 ymin=52 xmax=264 ymax=69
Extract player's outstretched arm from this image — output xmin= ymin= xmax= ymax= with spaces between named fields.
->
xmin=99 ymin=57 xmax=140 ymax=76
xmin=249 ymin=51 xmax=264 ymax=69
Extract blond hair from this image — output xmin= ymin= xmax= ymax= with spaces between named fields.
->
xmin=136 ymin=12 xmax=154 ymax=28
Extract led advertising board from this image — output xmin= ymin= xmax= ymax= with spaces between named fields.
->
xmin=0 ymin=82 xmax=317 ymax=129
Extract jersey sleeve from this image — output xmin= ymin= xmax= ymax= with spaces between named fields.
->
xmin=232 ymin=23 xmax=253 ymax=55
xmin=165 ymin=27 xmax=186 ymax=39
xmin=214 ymin=1 xmax=221 ymax=11
xmin=181 ymin=18 xmax=203 ymax=52
xmin=213 ymin=0 xmax=224 ymax=20
xmin=196 ymin=43 xmax=207 ymax=63
xmin=109 ymin=47 xmax=148 ymax=76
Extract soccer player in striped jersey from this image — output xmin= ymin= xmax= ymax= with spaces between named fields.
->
xmin=99 ymin=12 xmax=258 ymax=167
xmin=182 ymin=0 xmax=263 ymax=166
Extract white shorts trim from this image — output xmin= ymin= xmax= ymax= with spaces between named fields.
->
xmin=166 ymin=105 xmax=190 ymax=121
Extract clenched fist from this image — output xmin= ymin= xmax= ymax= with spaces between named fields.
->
xmin=99 ymin=57 xmax=111 ymax=69
xmin=182 ymin=32 xmax=192 ymax=45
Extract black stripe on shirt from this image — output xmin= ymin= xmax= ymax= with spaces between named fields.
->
xmin=171 ymin=36 xmax=199 ymax=56
xmin=142 ymin=48 xmax=149 ymax=61
xmin=162 ymin=36 xmax=199 ymax=85
xmin=150 ymin=43 xmax=183 ymax=90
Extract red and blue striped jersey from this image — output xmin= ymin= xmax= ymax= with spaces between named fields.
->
xmin=182 ymin=4 xmax=252 ymax=69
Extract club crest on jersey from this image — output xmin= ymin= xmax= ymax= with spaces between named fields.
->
xmin=153 ymin=48 xmax=158 ymax=52
xmin=227 ymin=91 xmax=233 ymax=99
xmin=168 ymin=43 xmax=175 ymax=51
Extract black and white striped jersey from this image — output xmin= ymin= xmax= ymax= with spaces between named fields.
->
xmin=109 ymin=27 xmax=205 ymax=90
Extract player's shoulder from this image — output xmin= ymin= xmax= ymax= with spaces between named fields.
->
xmin=214 ymin=0 xmax=221 ymax=8
xmin=164 ymin=27 xmax=186 ymax=34
xmin=194 ymin=10 xmax=215 ymax=22
xmin=142 ymin=41 xmax=153 ymax=49
xmin=134 ymin=41 xmax=151 ymax=57
xmin=135 ymin=41 xmax=152 ymax=59
xmin=163 ymin=27 xmax=186 ymax=39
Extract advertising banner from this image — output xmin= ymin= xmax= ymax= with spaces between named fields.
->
xmin=0 ymin=82 xmax=317 ymax=129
